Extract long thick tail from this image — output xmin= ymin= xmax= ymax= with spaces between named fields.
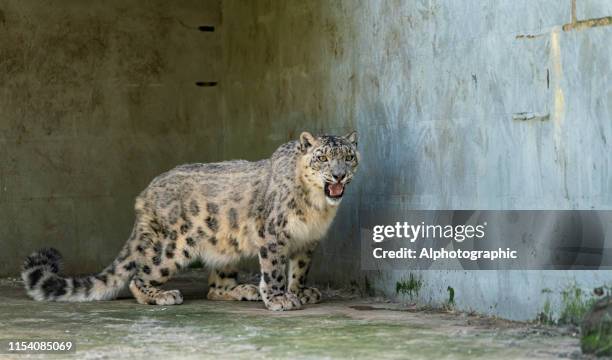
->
xmin=21 ymin=247 xmax=137 ymax=302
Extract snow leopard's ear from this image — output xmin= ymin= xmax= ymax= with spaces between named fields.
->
xmin=344 ymin=131 xmax=358 ymax=147
xmin=299 ymin=131 xmax=317 ymax=153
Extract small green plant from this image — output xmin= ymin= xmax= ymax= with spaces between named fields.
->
xmin=396 ymin=273 xmax=423 ymax=299
xmin=558 ymin=284 xmax=596 ymax=326
xmin=582 ymin=330 xmax=612 ymax=356
xmin=537 ymin=298 xmax=554 ymax=325
xmin=446 ymin=286 xmax=455 ymax=308
xmin=536 ymin=288 xmax=555 ymax=324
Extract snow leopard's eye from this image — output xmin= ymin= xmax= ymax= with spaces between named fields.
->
xmin=345 ymin=154 xmax=354 ymax=162
xmin=317 ymin=155 xmax=328 ymax=162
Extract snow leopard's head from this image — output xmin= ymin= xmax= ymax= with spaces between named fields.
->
xmin=299 ymin=131 xmax=359 ymax=206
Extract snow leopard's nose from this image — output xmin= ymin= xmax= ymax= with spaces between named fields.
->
xmin=331 ymin=172 xmax=346 ymax=183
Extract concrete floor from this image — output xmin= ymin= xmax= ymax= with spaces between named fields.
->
xmin=0 ymin=272 xmax=583 ymax=359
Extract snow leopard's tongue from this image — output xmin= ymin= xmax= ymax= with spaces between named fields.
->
xmin=328 ymin=182 xmax=344 ymax=197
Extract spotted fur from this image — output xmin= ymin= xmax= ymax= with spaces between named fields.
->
xmin=21 ymin=131 xmax=359 ymax=310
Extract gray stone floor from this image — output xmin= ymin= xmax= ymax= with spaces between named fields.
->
xmin=0 ymin=272 xmax=583 ymax=359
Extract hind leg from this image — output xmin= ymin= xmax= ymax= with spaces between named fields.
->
xmin=128 ymin=216 xmax=188 ymax=305
xmin=129 ymin=266 xmax=183 ymax=305
xmin=206 ymin=266 xmax=261 ymax=301
xmin=129 ymin=251 xmax=185 ymax=306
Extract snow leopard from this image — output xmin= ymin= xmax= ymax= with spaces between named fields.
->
xmin=21 ymin=131 xmax=359 ymax=311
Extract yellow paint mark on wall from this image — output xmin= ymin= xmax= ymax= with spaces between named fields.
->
xmin=550 ymin=28 xmax=564 ymax=125
xmin=563 ymin=16 xmax=612 ymax=32
xmin=549 ymin=27 xmax=569 ymax=198
xmin=516 ymin=16 xmax=611 ymax=40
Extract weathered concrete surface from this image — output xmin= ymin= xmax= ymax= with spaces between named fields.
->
xmin=0 ymin=0 xmax=222 ymax=275
xmin=0 ymin=273 xmax=582 ymax=359
xmin=218 ymin=0 xmax=612 ymax=321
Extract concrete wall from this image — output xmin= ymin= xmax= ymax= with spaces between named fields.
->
xmin=1 ymin=0 xmax=611 ymax=320
xmin=0 ymin=0 xmax=222 ymax=274
xmin=219 ymin=0 xmax=612 ymax=320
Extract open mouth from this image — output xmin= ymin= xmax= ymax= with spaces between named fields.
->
xmin=324 ymin=182 xmax=345 ymax=199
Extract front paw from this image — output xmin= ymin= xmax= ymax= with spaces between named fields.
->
xmin=263 ymin=292 xmax=302 ymax=311
xmin=291 ymin=287 xmax=322 ymax=304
